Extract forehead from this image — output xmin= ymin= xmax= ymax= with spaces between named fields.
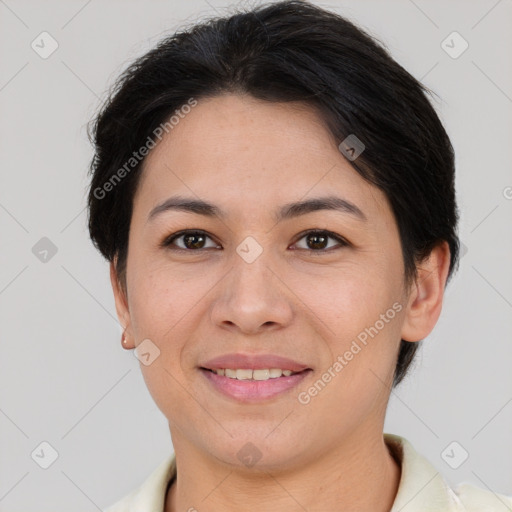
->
xmin=134 ymin=94 xmax=390 ymax=221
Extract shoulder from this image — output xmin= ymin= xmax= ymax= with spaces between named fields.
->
xmin=102 ymin=454 xmax=176 ymax=512
xmin=384 ymin=433 xmax=512 ymax=512
xmin=454 ymin=482 xmax=512 ymax=511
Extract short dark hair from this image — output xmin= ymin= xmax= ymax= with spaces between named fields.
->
xmin=87 ymin=0 xmax=459 ymax=387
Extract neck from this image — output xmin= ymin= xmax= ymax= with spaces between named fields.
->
xmin=165 ymin=431 xmax=401 ymax=512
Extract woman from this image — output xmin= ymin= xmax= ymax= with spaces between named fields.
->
xmin=87 ymin=1 xmax=511 ymax=510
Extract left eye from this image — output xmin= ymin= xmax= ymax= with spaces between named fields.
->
xmin=292 ymin=230 xmax=348 ymax=252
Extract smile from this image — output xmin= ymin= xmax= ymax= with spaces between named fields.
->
xmin=208 ymin=368 xmax=297 ymax=380
xmin=200 ymin=367 xmax=312 ymax=402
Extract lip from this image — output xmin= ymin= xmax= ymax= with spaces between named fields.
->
xmin=200 ymin=353 xmax=311 ymax=372
xmin=200 ymin=367 xmax=312 ymax=402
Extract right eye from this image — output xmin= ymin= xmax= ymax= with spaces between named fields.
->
xmin=161 ymin=230 xmax=221 ymax=251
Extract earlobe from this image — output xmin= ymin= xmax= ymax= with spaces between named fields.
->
xmin=121 ymin=329 xmax=133 ymax=349
xmin=400 ymin=241 xmax=451 ymax=342
xmin=110 ymin=260 xmax=135 ymax=349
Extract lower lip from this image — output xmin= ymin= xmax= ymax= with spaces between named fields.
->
xmin=200 ymin=368 xmax=312 ymax=402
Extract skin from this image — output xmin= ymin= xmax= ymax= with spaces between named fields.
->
xmin=111 ymin=93 xmax=451 ymax=512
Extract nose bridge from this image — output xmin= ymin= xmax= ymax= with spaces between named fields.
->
xmin=230 ymin=237 xmax=279 ymax=303
xmin=210 ymin=236 xmax=294 ymax=332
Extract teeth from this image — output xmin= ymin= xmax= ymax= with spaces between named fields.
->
xmin=253 ymin=369 xmax=270 ymax=381
xmin=212 ymin=368 xmax=297 ymax=380
xmin=236 ymin=369 xmax=253 ymax=380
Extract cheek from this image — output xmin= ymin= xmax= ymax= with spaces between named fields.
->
xmin=127 ymin=258 xmax=198 ymax=338
xmin=127 ymin=266 xmax=198 ymax=417
xmin=297 ymin=272 xmax=403 ymax=426
xmin=126 ymin=260 xmax=216 ymax=379
xmin=289 ymin=259 xmax=400 ymax=337
xmin=290 ymin=258 xmax=404 ymax=398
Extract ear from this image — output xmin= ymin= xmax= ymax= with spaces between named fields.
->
xmin=110 ymin=259 xmax=135 ymax=349
xmin=400 ymin=241 xmax=451 ymax=342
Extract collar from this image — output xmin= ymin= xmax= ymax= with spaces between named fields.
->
xmin=385 ymin=433 xmax=466 ymax=511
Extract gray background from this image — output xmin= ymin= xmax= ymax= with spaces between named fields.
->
xmin=1 ymin=0 xmax=511 ymax=510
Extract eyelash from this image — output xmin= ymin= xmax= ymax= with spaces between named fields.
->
xmin=160 ymin=229 xmax=349 ymax=254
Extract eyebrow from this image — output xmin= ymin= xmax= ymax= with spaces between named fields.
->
xmin=147 ymin=194 xmax=367 ymax=223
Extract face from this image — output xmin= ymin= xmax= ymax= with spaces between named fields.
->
xmin=115 ymin=93 xmax=414 ymax=470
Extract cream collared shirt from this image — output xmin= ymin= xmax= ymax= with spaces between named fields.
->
xmin=103 ymin=434 xmax=512 ymax=512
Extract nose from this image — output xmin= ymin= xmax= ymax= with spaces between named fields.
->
xmin=209 ymin=250 xmax=294 ymax=335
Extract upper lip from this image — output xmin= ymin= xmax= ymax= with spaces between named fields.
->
xmin=201 ymin=353 xmax=311 ymax=372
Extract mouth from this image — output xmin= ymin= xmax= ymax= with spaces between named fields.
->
xmin=201 ymin=366 xmax=308 ymax=379
xmin=199 ymin=366 xmax=313 ymax=402
xmin=198 ymin=353 xmax=313 ymax=402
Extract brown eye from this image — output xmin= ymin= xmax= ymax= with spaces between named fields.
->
xmin=162 ymin=230 xmax=220 ymax=251
xmin=306 ymin=232 xmax=329 ymax=250
xmin=292 ymin=230 xmax=348 ymax=252
xmin=182 ymin=233 xmax=206 ymax=249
